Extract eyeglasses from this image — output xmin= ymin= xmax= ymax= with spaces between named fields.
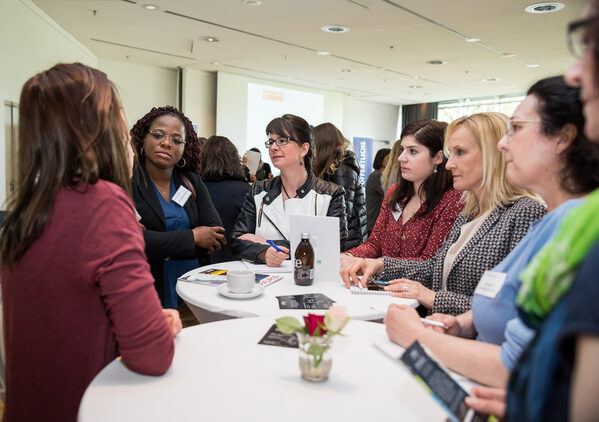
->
xmin=506 ymin=120 xmax=541 ymax=137
xmin=264 ymin=137 xmax=293 ymax=148
xmin=148 ymin=130 xmax=185 ymax=146
xmin=567 ymin=15 xmax=599 ymax=58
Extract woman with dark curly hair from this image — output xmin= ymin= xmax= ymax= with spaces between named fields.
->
xmin=130 ymin=106 xmax=225 ymax=309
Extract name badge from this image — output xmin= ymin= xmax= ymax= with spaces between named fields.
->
xmin=172 ymin=186 xmax=192 ymax=207
xmin=474 ymin=271 xmax=507 ymax=299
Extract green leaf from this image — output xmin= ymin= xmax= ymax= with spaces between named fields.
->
xmin=306 ymin=343 xmax=324 ymax=357
xmin=275 ymin=316 xmax=303 ymax=334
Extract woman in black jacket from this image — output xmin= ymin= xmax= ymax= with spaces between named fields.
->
xmin=131 ymin=106 xmax=225 ymax=309
xmin=313 ymin=123 xmax=367 ymax=250
xmin=230 ymin=114 xmax=347 ymax=266
xmin=201 ymin=136 xmax=251 ymax=263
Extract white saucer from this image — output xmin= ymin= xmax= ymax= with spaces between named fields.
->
xmin=217 ymin=284 xmax=264 ymax=299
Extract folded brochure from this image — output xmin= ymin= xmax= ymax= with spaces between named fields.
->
xmin=178 ymin=268 xmax=282 ymax=288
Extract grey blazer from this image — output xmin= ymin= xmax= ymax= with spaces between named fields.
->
xmin=381 ymin=196 xmax=546 ymax=315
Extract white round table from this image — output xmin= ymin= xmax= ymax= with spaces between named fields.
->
xmin=176 ymin=261 xmax=418 ymax=322
xmin=79 ymin=317 xmax=448 ymax=422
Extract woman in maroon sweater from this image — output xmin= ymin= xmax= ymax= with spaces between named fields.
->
xmin=0 ymin=63 xmax=180 ymax=422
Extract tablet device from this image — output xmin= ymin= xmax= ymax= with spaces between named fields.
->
xmin=400 ymin=342 xmax=489 ymax=422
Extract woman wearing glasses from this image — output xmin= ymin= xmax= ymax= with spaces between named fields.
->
xmin=131 ymin=106 xmax=225 ymax=310
xmin=462 ymin=9 xmax=599 ymax=419
xmin=231 ymin=114 xmax=347 ymax=266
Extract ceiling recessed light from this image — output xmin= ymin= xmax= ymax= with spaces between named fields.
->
xmin=322 ymin=25 xmax=350 ymax=34
xmin=203 ymin=36 xmax=218 ymax=42
xmin=338 ymin=68 xmax=352 ymax=73
xmin=524 ymin=2 xmax=565 ymax=14
xmin=143 ymin=4 xmax=159 ymax=10
xmin=465 ymin=37 xmax=481 ymax=43
xmin=526 ymin=63 xmax=540 ymax=68
xmin=408 ymin=85 xmax=423 ymax=89
xmin=482 ymin=78 xmax=500 ymax=83
xmin=243 ymin=0 xmax=262 ymax=5
xmin=211 ymin=61 xmax=220 ymax=65
xmin=501 ymin=53 xmax=516 ymax=58
xmin=426 ymin=60 xmax=446 ymax=65
xmin=413 ymin=75 xmax=420 ymax=79
xmin=316 ymin=51 xmax=331 ymax=55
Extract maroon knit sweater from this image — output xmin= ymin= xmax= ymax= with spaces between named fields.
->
xmin=1 ymin=181 xmax=174 ymax=422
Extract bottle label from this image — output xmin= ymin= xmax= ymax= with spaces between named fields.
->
xmin=294 ymin=267 xmax=314 ymax=280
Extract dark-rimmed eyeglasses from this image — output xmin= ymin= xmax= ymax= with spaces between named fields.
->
xmin=148 ymin=130 xmax=185 ymax=146
xmin=567 ymin=15 xmax=599 ymax=59
xmin=264 ymin=137 xmax=293 ymax=148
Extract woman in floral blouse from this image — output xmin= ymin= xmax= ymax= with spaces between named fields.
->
xmin=342 ymin=119 xmax=463 ymax=267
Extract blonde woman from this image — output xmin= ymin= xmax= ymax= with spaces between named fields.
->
xmin=341 ymin=112 xmax=546 ymax=315
xmin=380 ymin=137 xmax=402 ymax=192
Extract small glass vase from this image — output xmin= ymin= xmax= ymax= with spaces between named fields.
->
xmin=297 ymin=332 xmax=333 ymax=382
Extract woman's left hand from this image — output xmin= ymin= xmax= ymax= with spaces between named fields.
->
xmin=385 ymin=278 xmax=436 ymax=308
xmin=239 ymin=233 xmax=269 ymax=245
xmin=383 ymin=304 xmax=425 ymax=348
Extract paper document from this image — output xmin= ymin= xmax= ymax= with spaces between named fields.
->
xmin=243 ymin=260 xmax=293 ymax=274
xmin=245 ymin=150 xmax=261 ymax=174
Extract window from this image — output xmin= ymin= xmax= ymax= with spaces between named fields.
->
xmin=437 ymin=94 xmax=525 ymax=123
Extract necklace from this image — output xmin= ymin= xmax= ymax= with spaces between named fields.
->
xmin=281 ymin=183 xmax=298 ymax=200
xmin=154 ymin=182 xmax=170 ymax=199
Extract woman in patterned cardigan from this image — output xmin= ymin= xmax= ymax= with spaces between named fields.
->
xmin=341 ymin=112 xmax=546 ymax=315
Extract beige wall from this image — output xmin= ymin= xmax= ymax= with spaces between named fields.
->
xmin=98 ymin=58 xmax=178 ymax=130
xmin=181 ymin=68 xmax=217 ymax=139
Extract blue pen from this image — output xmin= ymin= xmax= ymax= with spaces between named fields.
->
xmin=266 ymin=240 xmax=284 ymax=253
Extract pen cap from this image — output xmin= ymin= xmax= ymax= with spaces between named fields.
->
xmin=301 ymin=233 xmax=310 ymax=240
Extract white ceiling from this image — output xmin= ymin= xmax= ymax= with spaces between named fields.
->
xmin=33 ymin=0 xmax=585 ymax=105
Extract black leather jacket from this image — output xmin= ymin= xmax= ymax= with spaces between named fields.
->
xmin=230 ymin=171 xmax=347 ymax=263
xmin=322 ymin=151 xmax=367 ymax=250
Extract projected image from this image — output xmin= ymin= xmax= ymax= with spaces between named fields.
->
xmin=246 ymin=83 xmax=324 ymax=173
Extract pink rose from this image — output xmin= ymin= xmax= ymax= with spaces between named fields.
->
xmin=325 ymin=305 xmax=350 ymax=332
xmin=303 ymin=314 xmax=326 ymax=336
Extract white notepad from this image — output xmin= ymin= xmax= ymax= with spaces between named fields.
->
xmin=349 ymin=286 xmax=393 ymax=295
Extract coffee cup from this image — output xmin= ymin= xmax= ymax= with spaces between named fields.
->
xmin=227 ymin=270 xmax=255 ymax=294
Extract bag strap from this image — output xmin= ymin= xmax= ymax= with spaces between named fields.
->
xmin=179 ymin=172 xmax=197 ymax=201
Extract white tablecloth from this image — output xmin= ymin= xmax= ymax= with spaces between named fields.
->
xmin=176 ymin=261 xmax=418 ymax=321
xmin=79 ymin=318 xmax=449 ymax=422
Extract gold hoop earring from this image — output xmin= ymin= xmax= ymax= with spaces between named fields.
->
xmin=177 ymin=158 xmax=187 ymax=168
